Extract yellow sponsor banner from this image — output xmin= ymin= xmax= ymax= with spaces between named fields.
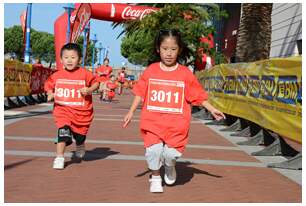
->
xmin=196 ymin=56 xmax=302 ymax=143
xmin=4 ymin=59 xmax=33 ymax=97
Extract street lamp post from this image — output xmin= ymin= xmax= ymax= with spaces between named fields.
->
xmin=82 ymin=23 xmax=90 ymax=67
xmin=97 ymin=42 xmax=103 ymax=65
xmin=63 ymin=3 xmax=75 ymax=43
xmin=91 ymin=34 xmax=98 ymax=73
xmin=102 ymin=48 xmax=106 ymax=61
xmin=24 ymin=3 xmax=32 ymax=64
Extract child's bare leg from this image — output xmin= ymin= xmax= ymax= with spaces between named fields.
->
xmin=102 ymin=89 xmax=108 ymax=100
xmin=56 ymin=142 xmax=66 ymax=157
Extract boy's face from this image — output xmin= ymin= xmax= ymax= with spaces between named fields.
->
xmin=61 ymin=49 xmax=80 ymax=70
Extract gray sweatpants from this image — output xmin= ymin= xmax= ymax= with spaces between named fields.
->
xmin=145 ymin=143 xmax=182 ymax=171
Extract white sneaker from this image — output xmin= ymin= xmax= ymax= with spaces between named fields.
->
xmin=149 ymin=175 xmax=163 ymax=193
xmin=164 ymin=165 xmax=177 ymax=185
xmin=53 ymin=157 xmax=65 ymax=169
xmin=75 ymin=144 xmax=85 ymax=158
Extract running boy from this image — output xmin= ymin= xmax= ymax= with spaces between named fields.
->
xmin=123 ymin=29 xmax=225 ymax=193
xmin=45 ymin=43 xmax=99 ymax=169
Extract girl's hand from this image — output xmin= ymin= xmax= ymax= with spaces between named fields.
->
xmin=47 ymin=93 xmax=54 ymax=102
xmin=123 ymin=111 xmax=133 ymax=128
xmin=79 ymin=87 xmax=91 ymax=96
xmin=210 ymin=109 xmax=226 ymax=121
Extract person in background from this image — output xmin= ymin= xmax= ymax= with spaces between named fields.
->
xmin=117 ymin=66 xmax=126 ymax=95
xmin=95 ymin=58 xmax=113 ymax=101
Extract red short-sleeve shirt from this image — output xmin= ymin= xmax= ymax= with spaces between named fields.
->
xmin=132 ymin=62 xmax=208 ymax=152
xmin=95 ymin=65 xmax=112 ymax=82
xmin=44 ymin=67 xmax=97 ymax=135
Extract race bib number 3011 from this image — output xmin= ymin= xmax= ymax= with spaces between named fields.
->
xmin=147 ymin=79 xmax=185 ymax=114
xmin=54 ymin=79 xmax=85 ymax=106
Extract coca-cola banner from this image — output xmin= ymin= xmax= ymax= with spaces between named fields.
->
xmin=30 ymin=64 xmax=53 ymax=94
xmin=77 ymin=3 xmax=159 ymax=23
xmin=55 ymin=3 xmax=159 ymax=69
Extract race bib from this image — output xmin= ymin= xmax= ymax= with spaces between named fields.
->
xmin=54 ymin=79 xmax=85 ymax=106
xmin=147 ymin=79 xmax=185 ymax=114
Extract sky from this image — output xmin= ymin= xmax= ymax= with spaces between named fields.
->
xmin=4 ymin=3 xmax=130 ymax=68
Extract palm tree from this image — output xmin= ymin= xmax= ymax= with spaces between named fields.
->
xmin=235 ymin=3 xmax=273 ymax=62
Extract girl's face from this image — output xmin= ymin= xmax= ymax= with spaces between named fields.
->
xmin=159 ymin=37 xmax=180 ymax=67
xmin=61 ymin=49 xmax=80 ymax=70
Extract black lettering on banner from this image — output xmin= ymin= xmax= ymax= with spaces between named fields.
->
xmin=214 ymin=76 xmax=224 ymax=93
xmin=209 ymin=76 xmax=214 ymax=92
xmin=276 ymin=76 xmax=299 ymax=105
xmin=203 ymin=77 xmax=209 ymax=91
xmin=236 ymin=75 xmax=248 ymax=96
xmin=260 ymin=75 xmax=277 ymax=101
xmin=224 ymin=76 xmax=236 ymax=94
xmin=248 ymin=76 xmax=260 ymax=98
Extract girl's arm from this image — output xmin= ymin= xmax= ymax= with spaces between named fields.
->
xmin=201 ymin=100 xmax=226 ymax=121
xmin=123 ymin=96 xmax=142 ymax=128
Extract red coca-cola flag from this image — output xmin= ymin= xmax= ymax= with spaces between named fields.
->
xmin=70 ymin=3 xmax=91 ymax=43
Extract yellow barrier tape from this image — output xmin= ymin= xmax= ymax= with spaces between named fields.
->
xmin=4 ymin=59 xmax=33 ymax=97
xmin=196 ymin=56 xmax=302 ymax=143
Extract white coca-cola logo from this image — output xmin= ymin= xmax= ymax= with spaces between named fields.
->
xmin=122 ymin=6 xmax=156 ymax=20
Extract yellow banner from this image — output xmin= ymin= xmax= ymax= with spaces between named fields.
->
xmin=196 ymin=56 xmax=302 ymax=143
xmin=4 ymin=60 xmax=33 ymax=97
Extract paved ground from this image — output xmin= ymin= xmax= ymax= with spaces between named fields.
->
xmin=4 ymin=89 xmax=302 ymax=203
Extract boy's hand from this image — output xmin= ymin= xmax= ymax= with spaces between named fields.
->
xmin=79 ymin=87 xmax=91 ymax=96
xmin=123 ymin=111 xmax=133 ymax=128
xmin=211 ymin=109 xmax=226 ymax=121
xmin=47 ymin=93 xmax=54 ymax=102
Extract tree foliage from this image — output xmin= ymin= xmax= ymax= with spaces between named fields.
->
xmin=4 ymin=25 xmax=95 ymax=66
xmin=115 ymin=3 xmax=227 ymax=67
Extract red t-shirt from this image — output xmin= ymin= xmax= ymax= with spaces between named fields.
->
xmin=106 ymin=81 xmax=117 ymax=90
xmin=95 ymin=65 xmax=112 ymax=82
xmin=118 ymin=71 xmax=126 ymax=83
xmin=132 ymin=62 xmax=208 ymax=152
xmin=44 ymin=67 xmax=97 ymax=135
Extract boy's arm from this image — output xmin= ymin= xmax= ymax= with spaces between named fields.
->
xmin=46 ymin=90 xmax=54 ymax=102
xmin=123 ymin=96 xmax=142 ymax=128
xmin=79 ymin=82 xmax=99 ymax=96
xmin=88 ymin=82 xmax=99 ymax=93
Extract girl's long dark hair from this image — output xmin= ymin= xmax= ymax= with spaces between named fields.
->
xmin=153 ymin=29 xmax=189 ymax=64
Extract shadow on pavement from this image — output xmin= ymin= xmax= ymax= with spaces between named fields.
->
xmin=4 ymin=158 xmax=36 ymax=170
xmin=4 ymin=111 xmax=52 ymax=120
xmin=134 ymin=161 xmax=223 ymax=186
xmin=65 ymin=147 xmax=120 ymax=167
xmin=174 ymin=162 xmax=223 ymax=186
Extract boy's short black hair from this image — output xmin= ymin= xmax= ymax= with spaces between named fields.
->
xmin=60 ymin=43 xmax=82 ymax=58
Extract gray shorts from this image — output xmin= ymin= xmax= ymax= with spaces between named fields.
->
xmin=145 ymin=143 xmax=182 ymax=170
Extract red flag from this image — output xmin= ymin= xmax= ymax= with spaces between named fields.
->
xmin=20 ymin=10 xmax=27 ymax=46
xmin=70 ymin=3 xmax=91 ymax=43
